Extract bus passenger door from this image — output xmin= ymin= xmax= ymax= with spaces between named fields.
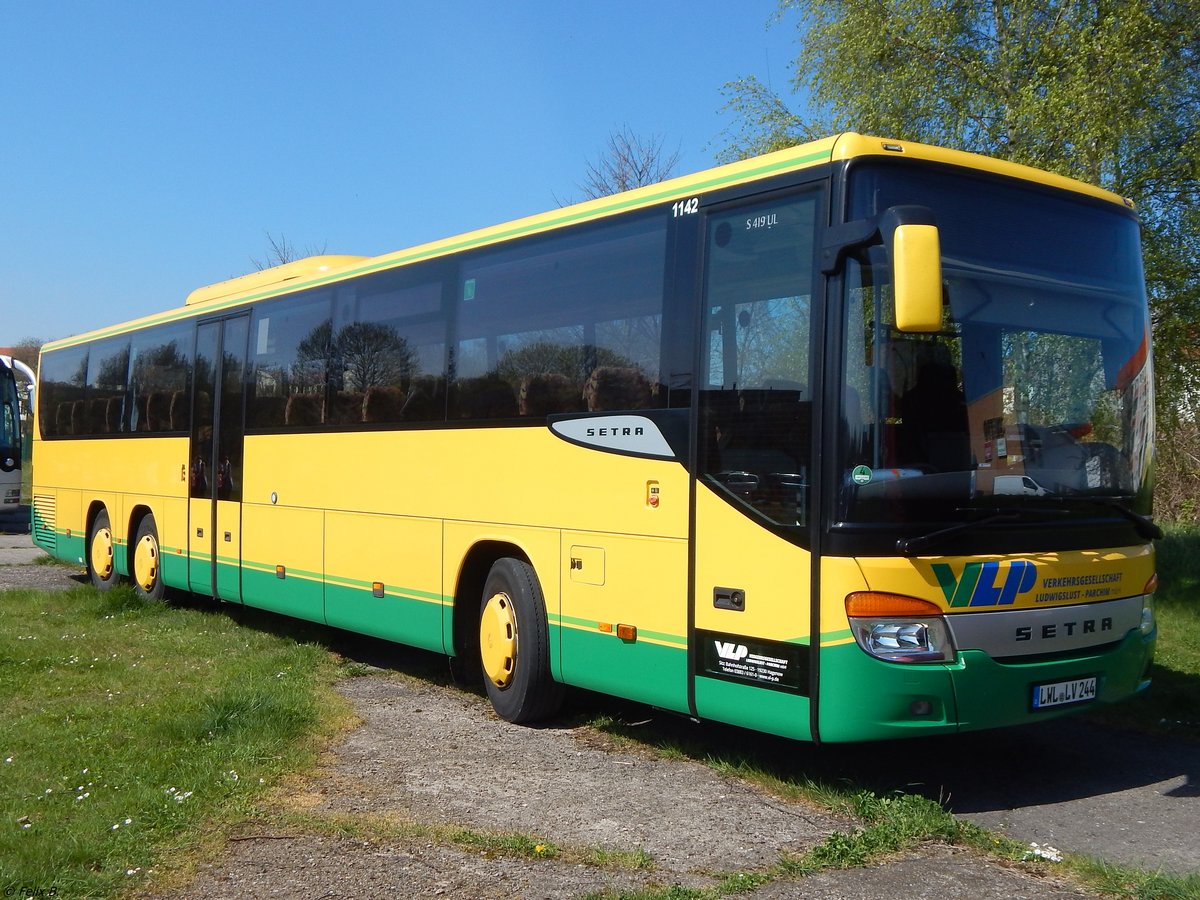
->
xmin=188 ymin=315 xmax=249 ymax=602
xmin=690 ymin=191 xmax=821 ymax=742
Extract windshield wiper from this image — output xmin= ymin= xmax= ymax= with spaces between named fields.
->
xmin=896 ymin=498 xmax=1163 ymax=556
xmin=896 ymin=511 xmax=1023 ymax=557
xmin=1043 ymin=496 xmax=1164 ymax=541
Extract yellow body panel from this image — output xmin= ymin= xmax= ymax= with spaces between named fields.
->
xmin=240 ymin=504 xmax=324 ymax=581
xmin=240 ymin=430 xmax=687 ymax=539
xmin=32 ymin=437 xmax=189 ymax=562
xmin=559 ymin=530 xmax=688 ymax=649
xmin=324 ymin=509 xmax=444 ymax=608
xmin=693 ymin=484 xmax=812 ymax=644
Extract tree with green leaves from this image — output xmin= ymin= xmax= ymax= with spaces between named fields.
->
xmin=721 ymin=0 xmax=1200 ymax=519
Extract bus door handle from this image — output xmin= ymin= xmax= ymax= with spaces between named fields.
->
xmin=714 ymin=587 xmax=746 ymax=611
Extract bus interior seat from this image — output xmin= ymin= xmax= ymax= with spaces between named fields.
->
xmin=55 ymin=402 xmax=73 ymax=436
xmin=89 ymin=398 xmax=109 ymax=434
xmin=105 ymin=396 xmax=124 ymax=433
xmin=145 ymin=392 xmax=171 ymax=432
xmin=169 ymin=391 xmax=188 ymax=431
xmin=71 ymin=400 xmax=87 ymax=436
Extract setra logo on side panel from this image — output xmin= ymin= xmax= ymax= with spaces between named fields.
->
xmin=932 ymin=560 xmax=1038 ymax=608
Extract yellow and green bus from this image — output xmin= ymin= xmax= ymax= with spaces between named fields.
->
xmin=31 ymin=134 xmax=1159 ymax=741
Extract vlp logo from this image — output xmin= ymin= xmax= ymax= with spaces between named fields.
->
xmin=932 ymin=560 xmax=1037 ymax=608
xmin=714 ymin=641 xmax=750 ymax=661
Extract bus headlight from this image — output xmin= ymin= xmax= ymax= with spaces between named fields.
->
xmin=1140 ymin=596 xmax=1155 ymax=635
xmin=1141 ymin=573 xmax=1157 ymax=635
xmin=846 ymin=592 xmax=954 ymax=664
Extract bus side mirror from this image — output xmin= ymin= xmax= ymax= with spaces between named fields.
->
xmin=883 ymin=207 xmax=942 ymax=333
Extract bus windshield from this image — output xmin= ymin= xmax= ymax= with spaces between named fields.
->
xmin=838 ymin=163 xmax=1154 ymax=529
xmin=1 ymin=361 xmax=20 ymax=458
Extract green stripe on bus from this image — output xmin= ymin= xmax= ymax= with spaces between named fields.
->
xmin=553 ymin=612 xmax=687 ymax=649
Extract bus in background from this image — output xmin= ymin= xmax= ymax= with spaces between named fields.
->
xmin=1 ymin=355 xmax=33 ymax=513
xmin=30 ymin=134 xmax=1159 ymax=742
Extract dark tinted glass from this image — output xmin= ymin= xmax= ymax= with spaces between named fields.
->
xmin=84 ymin=337 xmax=131 ymax=435
xmin=38 ymin=345 xmax=89 ymax=438
xmin=328 ymin=266 xmax=448 ymax=425
xmin=129 ymin=320 xmax=192 ymax=433
xmin=247 ymin=292 xmax=333 ymax=429
xmin=455 ymin=213 xmax=668 ymax=419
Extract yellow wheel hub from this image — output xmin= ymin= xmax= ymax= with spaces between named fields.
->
xmin=479 ymin=591 xmax=517 ymax=688
xmin=134 ymin=532 xmax=159 ymax=592
xmin=90 ymin=526 xmax=114 ymax=579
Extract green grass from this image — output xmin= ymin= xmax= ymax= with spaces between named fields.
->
xmin=0 ymin=583 xmax=348 ymax=898
xmin=1086 ymin=523 xmax=1200 ymax=739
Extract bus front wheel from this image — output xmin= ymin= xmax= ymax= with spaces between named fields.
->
xmin=478 ymin=558 xmax=564 ymax=724
xmin=87 ymin=509 xmax=118 ymax=592
xmin=131 ymin=515 xmax=166 ymax=602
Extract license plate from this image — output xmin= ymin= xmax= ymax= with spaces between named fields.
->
xmin=1032 ymin=676 xmax=1097 ymax=710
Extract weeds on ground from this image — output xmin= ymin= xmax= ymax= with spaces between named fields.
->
xmin=0 ymin=583 xmax=346 ymax=898
xmin=1087 ymin=523 xmax=1200 ymax=740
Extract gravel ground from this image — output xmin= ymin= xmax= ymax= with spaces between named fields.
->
xmin=151 ymin=673 xmax=1090 ymax=900
xmin=0 ymin=539 xmax=1176 ymax=897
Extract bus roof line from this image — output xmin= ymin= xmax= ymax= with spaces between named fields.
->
xmin=43 ymin=132 xmax=1128 ymax=352
xmin=43 ymin=138 xmax=840 ymax=351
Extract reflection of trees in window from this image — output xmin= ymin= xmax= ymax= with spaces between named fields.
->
xmin=293 ymin=320 xmax=334 ymax=394
xmin=732 ymin=296 xmax=811 ymax=387
xmin=295 ymin=319 xmax=417 ymax=393
xmin=496 ymin=341 xmax=636 ymax=385
xmin=1004 ymin=332 xmax=1104 ymax=427
xmin=94 ymin=346 xmax=130 ymax=392
xmin=595 ymin=315 xmax=661 ymax=380
xmin=335 ymin=321 xmax=417 ymax=391
xmin=131 ymin=341 xmax=188 ymax=391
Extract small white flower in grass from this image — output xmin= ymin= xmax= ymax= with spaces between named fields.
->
xmin=1023 ymin=842 xmax=1064 ymax=863
xmin=227 ymin=770 xmax=239 ymax=781
xmin=4 ymin=757 xmax=11 ymax=764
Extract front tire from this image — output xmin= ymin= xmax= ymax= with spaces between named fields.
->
xmin=478 ymin=558 xmax=564 ymax=724
xmin=131 ymin=515 xmax=166 ymax=602
xmin=87 ymin=509 xmax=118 ymax=592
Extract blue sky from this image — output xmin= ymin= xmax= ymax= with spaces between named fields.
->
xmin=1 ymin=1 xmax=804 ymax=348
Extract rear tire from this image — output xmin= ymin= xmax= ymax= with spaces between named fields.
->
xmin=478 ymin=558 xmax=564 ymax=723
xmin=87 ymin=509 xmax=118 ymax=592
xmin=131 ymin=515 xmax=166 ymax=602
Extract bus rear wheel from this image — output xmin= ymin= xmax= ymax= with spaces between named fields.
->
xmin=478 ymin=558 xmax=564 ymax=724
xmin=131 ymin=515 xmax=166 ymax=602
xmin=87 ymin=509 xmax=118 ymax=592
